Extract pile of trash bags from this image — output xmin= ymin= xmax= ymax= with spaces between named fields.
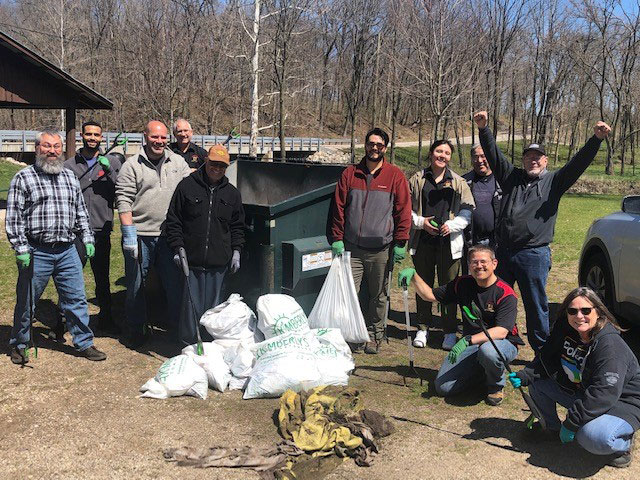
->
xmin=140 ymin=293 xmax=356 ymax=400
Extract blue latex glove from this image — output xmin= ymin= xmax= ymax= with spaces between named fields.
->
xmin=230 ymin=250 xmax=241 ymax=273
xmin=447 ymin=337 xmax=469 ymax=364
xmin=16 ymin=252 xmax=31 ymax=269
xmin=560 ymin=425 xmax=575 ymax=444
xmin=331 ymin=241 xmax=344 ymax=257
xmin=508 ymin=372 xmax=521 ymax=388
xmin=121 ymin=225 xmax=138 ymax=259
xmin=393 ymin=245 xmax=406 ymax=263
xmin=398 ymin=268 xmax=415 ymax=287
xmin=85 ymin=243 xmax=95 ymax=258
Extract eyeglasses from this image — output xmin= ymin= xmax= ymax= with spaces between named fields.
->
xmin=40 ymin=143 xmax=62 ymax=150
xmin=567 ymin=307 xmax=593 ymax=316
xmin=366 ymin=141 xmax=386 ymax=149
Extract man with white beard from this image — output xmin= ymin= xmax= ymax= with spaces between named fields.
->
xmin=5 ymin=129 xmax=106 ymax=364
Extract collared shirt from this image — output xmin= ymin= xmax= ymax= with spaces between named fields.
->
xmin=5 ymin=165 xmax=93 ymax=254
xmin=169 ymin=141 xmax=208 ymax=169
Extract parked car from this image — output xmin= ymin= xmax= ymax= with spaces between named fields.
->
xmin=579 ymin=195 xmax=640 ymax=324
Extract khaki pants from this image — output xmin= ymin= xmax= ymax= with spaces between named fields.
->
xmin=412 ymin=239 xmax=460 ymax=334
xmin=345 ymin=241 xmax=391 ymax=342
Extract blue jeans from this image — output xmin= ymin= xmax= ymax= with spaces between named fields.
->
xmin=123 ymin=236 xmax=182 ymax=333
xmin=435 ymin=340 xmax=518 ymax=396
xmin=497 ymin=245 xmax=551 ymax=353
xmin=180 ymin=266 xmax=227 ymax=349
xmin=529 ymin=378 xmax=635 ymax=455
xmin=11 ymin=244 xmax=94 ymax=351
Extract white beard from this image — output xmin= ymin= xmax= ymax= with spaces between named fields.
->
xmin=35 ymin=154 xmax=65 ymax=174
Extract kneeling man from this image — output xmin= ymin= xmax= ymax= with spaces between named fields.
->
xmin=399 ymin=245 xmax=522 ymax=405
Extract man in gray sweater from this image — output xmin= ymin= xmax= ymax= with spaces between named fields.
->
xmin=116 ymin=120 xmax=191 ymax=347
xmin=473 ymin=111 xmax=610 ymax=353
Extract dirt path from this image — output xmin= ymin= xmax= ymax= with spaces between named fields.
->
xmin=1 ymin=295 xmax=637 ymax=479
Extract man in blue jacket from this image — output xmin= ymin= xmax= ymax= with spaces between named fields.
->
xmin=473 ymin=111 xmax=611 ymax=352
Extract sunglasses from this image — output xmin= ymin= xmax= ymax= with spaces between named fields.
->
xmin=567 ymin=307 xmax=593 ymax=316
xmin=366 ymin=141 xmax=386 ymax=149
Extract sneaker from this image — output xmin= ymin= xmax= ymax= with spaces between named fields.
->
xmin=442 ymin=333 xmax=457 ymax=351
xmin=10 ymin=347 xmax=28 ymax=365
xmin=609 ymin=435 xmax=634 ymax=468
xmin=485 ymin=389 xmax=504 ymax=406
xmin=413 ymin=330 xmax=428 ymax=348
xmin=80 ymin=346 xmax=107 ymax=361
xmin=364 ymin=341 xmax=380 ymax=354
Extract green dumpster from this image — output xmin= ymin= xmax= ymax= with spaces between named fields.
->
xmin=225 ymin=160 xmax=347 ymax=314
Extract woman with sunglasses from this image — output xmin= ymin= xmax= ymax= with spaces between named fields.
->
xmin=509 ymin=287 xmax=640 ymax=467
xmin=407 ymin=140 xmax=475 ymax=350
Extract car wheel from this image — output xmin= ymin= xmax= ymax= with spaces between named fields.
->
xmin=581 ymin=253 xmax=615 ymax=311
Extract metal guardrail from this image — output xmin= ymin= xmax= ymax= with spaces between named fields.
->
xmin=0 ymin=130 xmax=353 ymax=154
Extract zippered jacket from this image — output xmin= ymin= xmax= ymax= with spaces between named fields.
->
xmin=115 ymin=148 xmax=191 ymax=236
xmin=64 ymin=152 xmax=122 ymax=234
xmin=165 ymin=168 xmax=245 ymax=268
xmin=516 ymin=322 xmax=640 ymax=432
xmin=329 ymin=158 xmax=411 ymax=249
xmin=461 ymin=170 xmax=502 ymax=247
xmin=479 ymin=126 xmax=602 ymax=248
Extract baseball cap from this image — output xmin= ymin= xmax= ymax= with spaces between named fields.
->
xmin=208 ymin=144 xmax=230 ymax=165
xmin=523 ymin=143 xmax=546 ymax=155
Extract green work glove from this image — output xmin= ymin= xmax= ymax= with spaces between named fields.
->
xmin=508 ymin=372 xmax=521 ymax=388
xmin=331 ymin=241 xmax=344 ymax=257
xmin=16 ymin=253 xmax=31 ymax=269
xmin=85 ymin=243 xmax=95 ymax=258
xmin=447 ymin=337 xmax=469 ymax=364
xmin=559 ymin=425 xmax=575 ymax=444
xmin=398 ymin=267 xmax=416 ymax=288
xmin=393 ymin=245 xmax=406 ymax=263
xmin=97 ymin=155 xmax=110 ymax=172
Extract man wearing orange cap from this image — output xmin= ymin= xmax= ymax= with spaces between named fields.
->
xmin=166 ymin=145 xmax=245 ymax=348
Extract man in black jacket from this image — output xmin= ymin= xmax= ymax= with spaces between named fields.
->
xmin=473 ymin=111 xmax=611 ymax=352
xmin=165 ymin=145 xmax=245 ymax=348
xmin=65 ymin=120 xmax=122 ymax=333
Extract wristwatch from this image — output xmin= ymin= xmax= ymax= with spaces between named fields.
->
xmin=465 ymin=334 xmax=473 ymax=346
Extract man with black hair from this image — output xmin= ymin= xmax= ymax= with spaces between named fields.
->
xmin=328 ymin=127 xmax=411 ymax=354
xmin=65 ymin=120 xmax=122 ymax=333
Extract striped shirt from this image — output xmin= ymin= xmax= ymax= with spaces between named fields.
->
xmin=5 ymin=165 xmax=94 ymax=255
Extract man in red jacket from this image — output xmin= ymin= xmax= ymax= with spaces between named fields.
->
xmin=329 ymin=128 xmax=412 ymax=354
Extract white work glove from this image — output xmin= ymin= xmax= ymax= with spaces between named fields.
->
xmin=230 ymin=250 xmax=241 ymax=273
xmin=121 ymin=225 xmax=138 ymax=259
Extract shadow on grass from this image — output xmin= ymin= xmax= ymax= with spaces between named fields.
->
xmin=353 ymin=363 xmax=437 ymax=389
xmin=465 ymin=417 xmax=610 ymax=477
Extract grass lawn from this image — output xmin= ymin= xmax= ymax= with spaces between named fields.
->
xmin=0 ymin=160 xmax=23 ymax=202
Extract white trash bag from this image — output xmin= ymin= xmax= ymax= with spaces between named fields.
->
xmin=313 ymin=328 xmax=355 ymax=386
xmin=182 ymin=343 xmax=232 ymax=392
xmin=243 ymin=332 xmax=322 ymax=399
xmin=256 ymin=294 xmax=310 ymax=339
xmin=308 ymin=252 xmax=370 ymax=343
xmin=140 ymin=354 xmax=208 ymax=400
xmin=200 ymin=293 xmax=256 ymax=341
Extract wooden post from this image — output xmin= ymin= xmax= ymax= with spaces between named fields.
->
xmin=65 ymin=108 xmax=76 ymax=158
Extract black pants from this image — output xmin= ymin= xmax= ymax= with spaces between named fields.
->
xmin=90 ymin=233 xmax=112 ymax=320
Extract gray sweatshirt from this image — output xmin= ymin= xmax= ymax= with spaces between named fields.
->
xmin=115 ymin=148 xmax=191 ymax=236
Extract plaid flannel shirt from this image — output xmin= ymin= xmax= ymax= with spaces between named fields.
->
xmin=5 ymin=165 xmax=94 ymax=255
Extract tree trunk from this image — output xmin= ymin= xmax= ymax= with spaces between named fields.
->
xmin=249 ymin=0 xmax=261 ymax=160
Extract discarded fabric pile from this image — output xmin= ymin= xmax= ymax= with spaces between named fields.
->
xmin=164 ymin=385 xmax=395 ymax=479
xmin=140 ymin=293 xmax=355 ymax=400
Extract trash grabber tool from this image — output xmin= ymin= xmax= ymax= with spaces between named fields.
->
xmin=462 ymin=303 xmax=546 ymax=430
xmin=383 ymin=253 xmax=394 ymax=344
xmin=24 ymin=255 xmax=37 ymax=364
xmin=401 ymin=280 xmax=422 ymax=386
xmin=222 ymin=128 xmax=240 ymax=147
xmin=178 ymin=247 xmax=204 ymax=356
xmin=136 ymin=239 xmax=152 ymax=338
xmin=429 ymin=218 xmax=447 ymax=319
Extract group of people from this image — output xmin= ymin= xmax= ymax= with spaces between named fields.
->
xmin=329 ymin=115 xmax=639 ymax=466
xmin=6 ymin=118 xmax=244 ymax=362
xmin=5 ymin=112 xmax=639 ymax=466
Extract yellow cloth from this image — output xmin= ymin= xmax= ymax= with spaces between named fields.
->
xmin=278 ymin=386 xmax=363 ymax=457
